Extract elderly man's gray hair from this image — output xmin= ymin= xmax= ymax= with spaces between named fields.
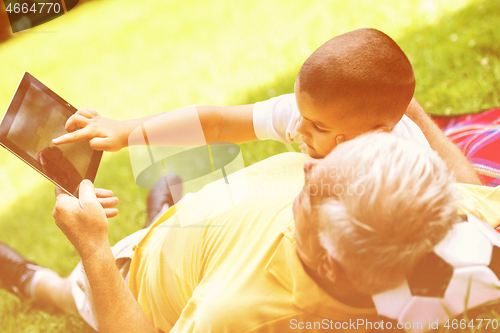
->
xmin=317 ymin=132 xmax=459 ymax=295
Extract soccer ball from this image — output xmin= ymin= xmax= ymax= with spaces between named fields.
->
xmin=372 ymin=214 xmax=500 ymax=332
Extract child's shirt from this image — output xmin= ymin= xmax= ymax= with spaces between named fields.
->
xmin=253 ymin=93 xmax=431 ymax=152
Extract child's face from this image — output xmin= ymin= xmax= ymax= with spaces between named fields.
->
xmin=295 ymin=81 xmax=368 ymax=159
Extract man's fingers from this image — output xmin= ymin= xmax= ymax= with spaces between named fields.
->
xmin=55 ymin=186 xmax=65 ymax=197
xmin=95 ymin=188 xmax=114 ymax=198
xmin=98 ymin=197 xmax=119 ymax=208
xmin=78 ymin=179 xmax=98 ymax=206
xmin=95 ymin=188 xmax=118 ymax=207
xmin=104 ymin=208 xmax=119 ymax=218
xmin=52 ymin=192 xmax=72 ymax=218
xmin=52 ymin=128 xmax=93 ymax=145
xmin=55 ymin=192 xmax=71 ymax=203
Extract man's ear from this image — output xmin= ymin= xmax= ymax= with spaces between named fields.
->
xmin=317 ymin=255 xmax=341 ymax=283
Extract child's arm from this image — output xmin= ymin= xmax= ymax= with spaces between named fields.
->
xmin=405 ymin=98 xmax=482 ymax=185
xmin=53 ymin=105 xmax=257 ymax=151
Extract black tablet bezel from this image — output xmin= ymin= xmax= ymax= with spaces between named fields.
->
xmin=0 ymin=72 xmax=102 ymax=197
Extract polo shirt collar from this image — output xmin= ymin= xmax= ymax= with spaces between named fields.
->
xmin=265 ymin=220 xmax=377 ymax=321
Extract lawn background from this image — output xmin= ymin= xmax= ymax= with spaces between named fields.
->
xmin=0 ymin=0 xmax=500 ymax=331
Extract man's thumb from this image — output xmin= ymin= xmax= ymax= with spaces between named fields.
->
xmin=79 ymin=179 xmax=97 ymax=204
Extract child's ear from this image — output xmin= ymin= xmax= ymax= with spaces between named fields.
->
xmin=317 ymin=255 xmax=341 ymax=283
xmin=335 ymin=134 xmax=345 ymax=146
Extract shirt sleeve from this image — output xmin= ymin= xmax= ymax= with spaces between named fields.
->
xmin=456 ymin=183 xmax=500 ymax=228
xmin=252 ymin=93 xmax=303 ymax=145
xmin=392 ymin=115 xmax=431 ymax=150
xmin=253 ymin=95 xmax=430 ymax=152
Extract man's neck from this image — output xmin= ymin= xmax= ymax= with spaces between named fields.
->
xmin=302 ymin=262 xmax=374 ymax=308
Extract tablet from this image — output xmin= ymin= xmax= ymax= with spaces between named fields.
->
xmin=0 ymin=72 xmax=102 ymax=197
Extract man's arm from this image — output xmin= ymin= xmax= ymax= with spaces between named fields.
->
xmin=405 ymin=98 xmax=482 ymax=185
xmin=79 ymin=247 xmax=156 ymax=333
xmin=53 ymin=105 xmax=257 ymax=152
xmin=53 ymin=180 xmax=156 ymax=333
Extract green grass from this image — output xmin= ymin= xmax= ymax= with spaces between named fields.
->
xmin=0 ymin=0 xmax=499 ymax=332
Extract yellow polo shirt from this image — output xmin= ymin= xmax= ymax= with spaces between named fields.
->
xmin=129 ymin=152 xmax=378 ymax=333
xmin=457 ymin=183 xmax=500 ymax=228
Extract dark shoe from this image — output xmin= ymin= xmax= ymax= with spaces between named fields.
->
xmin=0 ymin=242 xmax=41 ymax=298
xmin=144 ymin=173 xmax=183 ymax=228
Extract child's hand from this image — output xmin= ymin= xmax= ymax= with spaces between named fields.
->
xmin=52 ymin=108 xmax=130 ymax=152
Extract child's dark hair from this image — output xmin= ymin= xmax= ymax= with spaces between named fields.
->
xmin=297 ymin=28 xmax=415 ymax=125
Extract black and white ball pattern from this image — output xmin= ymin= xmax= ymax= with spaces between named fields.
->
xmin=372 ymin=215 xmax=500 ymax=332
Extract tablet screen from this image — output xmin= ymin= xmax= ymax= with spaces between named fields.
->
xmin=0 ymin=73 xmax=102 ymax=196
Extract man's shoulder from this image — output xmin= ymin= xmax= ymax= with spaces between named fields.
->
xmin=243 ymin=152 xmax=311 ymax=189
xmin=247 ymin=152 xmax=311 ymax=172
